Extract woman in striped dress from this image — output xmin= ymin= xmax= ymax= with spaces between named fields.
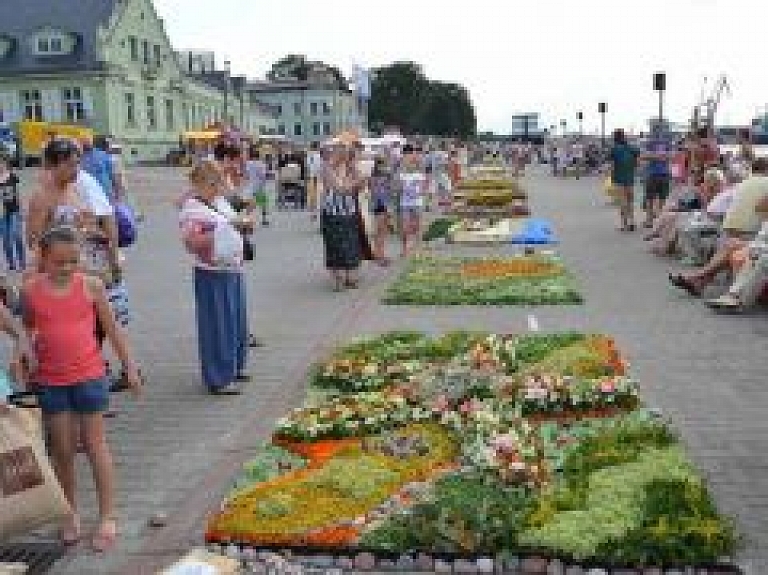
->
xmin=320 ymin=146 xmax=366 ymax=291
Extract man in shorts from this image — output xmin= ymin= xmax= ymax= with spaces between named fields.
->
xmin=643 ymin=129 xmax=672 ymax=228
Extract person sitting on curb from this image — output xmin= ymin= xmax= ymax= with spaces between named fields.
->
xmin=706 ymin=218 xmax=768 ymax=312
xmin=670 ymin=158 xmax=768 ymax=297
xmin=676 ymin=166 xmax=745 ymax=266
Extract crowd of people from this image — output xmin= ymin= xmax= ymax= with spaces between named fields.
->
xmin=605 ymin=126 xmax=768 ymax=313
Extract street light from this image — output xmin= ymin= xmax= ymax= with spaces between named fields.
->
xmin=223 ymin=60 xmax=231 ymax=127
xmin=598 ymin=102 xmax=607 ymax=149
xmin=654 ymin=72 xmax=666 ymax=133
xmin=577 ymin=111 xmax=583 ymax=136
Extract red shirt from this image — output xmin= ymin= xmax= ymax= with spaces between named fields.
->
xmin=24 ymin=273 xmax=106 ymax=385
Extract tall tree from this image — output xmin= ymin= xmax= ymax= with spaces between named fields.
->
xmin=369 ymin=62 xmax=476 ymax=137
xmin=368 ymin=62 xmax=431 ymax=135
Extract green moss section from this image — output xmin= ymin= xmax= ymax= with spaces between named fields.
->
xmin=520 ymin=446 xmax=692 ymax=557
xmin=423 ymin=217 xmax=458 ymax=241
xmin=360 ymin=472 xmax=535 ymax=553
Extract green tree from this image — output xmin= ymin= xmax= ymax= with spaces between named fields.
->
xmin=267 ymin=55 xmax=311 ymax=82
xmin=369 ymin=61 xmax=476 ymax=137
xmin=369 ymin=62 xmax=431 ymax=135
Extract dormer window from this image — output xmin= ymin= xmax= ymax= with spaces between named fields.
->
xmin=32 ymin=27 xmax=73 ymax=56
xmin=0 ymin=36 xmax=15 ymax=59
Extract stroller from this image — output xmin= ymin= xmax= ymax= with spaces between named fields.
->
xmin=276 ymin=163 xmax=306 ymax=210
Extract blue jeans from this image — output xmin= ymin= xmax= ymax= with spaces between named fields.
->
xmin=2 ymin=210 xmax=25 ymax=271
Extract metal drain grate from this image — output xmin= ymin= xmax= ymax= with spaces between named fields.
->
xmin=0 ymin=542 xmax=65 ymax=575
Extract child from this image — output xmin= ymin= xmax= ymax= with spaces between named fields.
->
xmin=19 ymin=226 xmax=141 ymax=551
xmin=370 ymin=156 xmax=394 ymax=265
xmin=397 ymin=145 xmax=428 ymax=257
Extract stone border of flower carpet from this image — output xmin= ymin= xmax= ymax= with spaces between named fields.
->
xmin=204 ymin=543 xmax=744 ymax=574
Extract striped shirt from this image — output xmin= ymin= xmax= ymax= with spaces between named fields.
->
xmin=321 ymin=189 xmax=358 ymax=216
xmin=321 ymin=167 xmax=360 ymax=216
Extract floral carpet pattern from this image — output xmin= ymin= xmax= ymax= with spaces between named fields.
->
xmin=206 ymin=332 xmax=738 ymax=566
xmin=383 ymin=255 xmax=583 ymax=305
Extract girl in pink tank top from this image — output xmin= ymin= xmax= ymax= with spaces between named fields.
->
xmin=20 ymin=226 xmax=142 ymax=552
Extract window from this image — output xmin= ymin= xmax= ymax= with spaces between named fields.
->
xmin=21 ymin=90 xmax=43 ymax=121
xmin=125 ymin=93 xmax=136 ymax=127
xmin=153 ymin=45 xmax=162 ymax=66
xmin=293 ymin=102 xmax=302 ymax=115
xmin=165 ymin=99 xmax=174 ymax=130
xmin=323 ymin=122 xmax=331 ymax=136
xmin=182 ymin=102 xmax=189 ymax=129
xmin=259 ymin=125 xmax=267 ymax=135
xmin=50 ymin=38 xmax=62 ymax=52
xmin=61 ymin=87 xmax=85 ymax=122
xmin=142 ymin=40 xmax=150 ymax=65
xmin=129 ymin=37 xmax=138 ymax=60
xmin=310 ymin=102 xmax=318 ymax=116
xmin=37 ymin=38 xmax=49 ymax=53
xmin=277 ymin=124 xmax=285 ymax=135
xmin=276 ymin=104 xmax=282 ymax=116
xmin=146 ymin=95 xmax=156 ymax=129
xmin=294 ymin=123 xmax=302 ymax=136
xmin=322 ymin=102 xmax=331 ymax=115
xmin=313 ymin=122 xmax=321 ymax=136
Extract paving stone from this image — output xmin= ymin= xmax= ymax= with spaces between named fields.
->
xmin=522 ymin=556 xmax=550 ymax=574
xmin=414 ymin=553 xmax=435 ymax=571
xmin=354 ymin=552 xmax=377 ymax=570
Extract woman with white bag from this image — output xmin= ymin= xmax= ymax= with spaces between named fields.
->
xmin=179 ymin=159 xmax=250 ymax=395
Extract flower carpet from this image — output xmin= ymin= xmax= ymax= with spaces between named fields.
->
xmin=383 ymin=255 xmax=583 ymax=305
xmin=205 ymin=332 xmax=739 ymax=569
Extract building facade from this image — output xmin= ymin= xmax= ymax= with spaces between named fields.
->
xmin=246 ymin=80 xmax=363 ymax=145
xmin=0 ymin=0 xmax=276 ymax=162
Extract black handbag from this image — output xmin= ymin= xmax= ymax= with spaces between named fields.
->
xmin=243 ymin=236 xmax=254 ymax=261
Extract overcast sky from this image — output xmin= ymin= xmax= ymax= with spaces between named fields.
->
xmin=154 ymin=0 xmax=767 ymax=134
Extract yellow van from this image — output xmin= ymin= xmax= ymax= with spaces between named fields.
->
xmin=15 ymin=120 xmax=94 ymax=165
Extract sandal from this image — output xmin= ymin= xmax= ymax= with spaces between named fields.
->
xmin=706 ymin=293 xmax=745 ymax=313
xmin=668 ymin=273 xmax=701 ymax=297
xmin=60 ymin=515 xmax=81 ymax=547
xmin=91 ymin=519 xmax=117 ymax=553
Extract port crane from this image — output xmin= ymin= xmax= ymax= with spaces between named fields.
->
xmin=692 ymin=74 xmax=731 ymax=132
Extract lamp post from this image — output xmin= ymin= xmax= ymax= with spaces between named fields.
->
xmin=654 ymin=72 xmax=666 ymax=133
xmin=598 ymin=102 xmax=606 ymax=149
xmin=223 ymin=60 xmax=231 ymax=128
xmin=577 ymin=111 xmax=583 ymax=136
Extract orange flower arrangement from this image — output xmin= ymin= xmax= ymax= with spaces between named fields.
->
xmin=273 ymin=437 xmax=361 ymax=467
xmin=460 ymin=259 xmax=561 ymax=279
xmin=584 ymin=335 xmax=627 ymax=376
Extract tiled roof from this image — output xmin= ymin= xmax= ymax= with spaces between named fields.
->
xmin=0 ymin=0 xmax=119 ymax=74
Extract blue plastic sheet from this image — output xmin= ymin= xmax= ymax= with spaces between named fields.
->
xmin=509 ymin=218 xmax=559 ymax=245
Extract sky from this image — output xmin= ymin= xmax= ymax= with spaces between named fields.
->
xmin=153 ymin=0 xmax=768 ymax=135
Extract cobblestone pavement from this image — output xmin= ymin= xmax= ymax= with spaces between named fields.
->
xmin=11 ymin=166 xmax=764 ymax=574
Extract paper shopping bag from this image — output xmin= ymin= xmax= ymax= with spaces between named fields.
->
xmin=0 ymin=407 xmax=71 ymax=539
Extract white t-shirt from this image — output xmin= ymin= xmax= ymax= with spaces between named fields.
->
xmin=399 ymin=171 xmax=426 ymax=208
xmin=76 ymin=170 xmax=113 ymax=216
xmin=308 ymin=152 xmax=324 ymax=178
